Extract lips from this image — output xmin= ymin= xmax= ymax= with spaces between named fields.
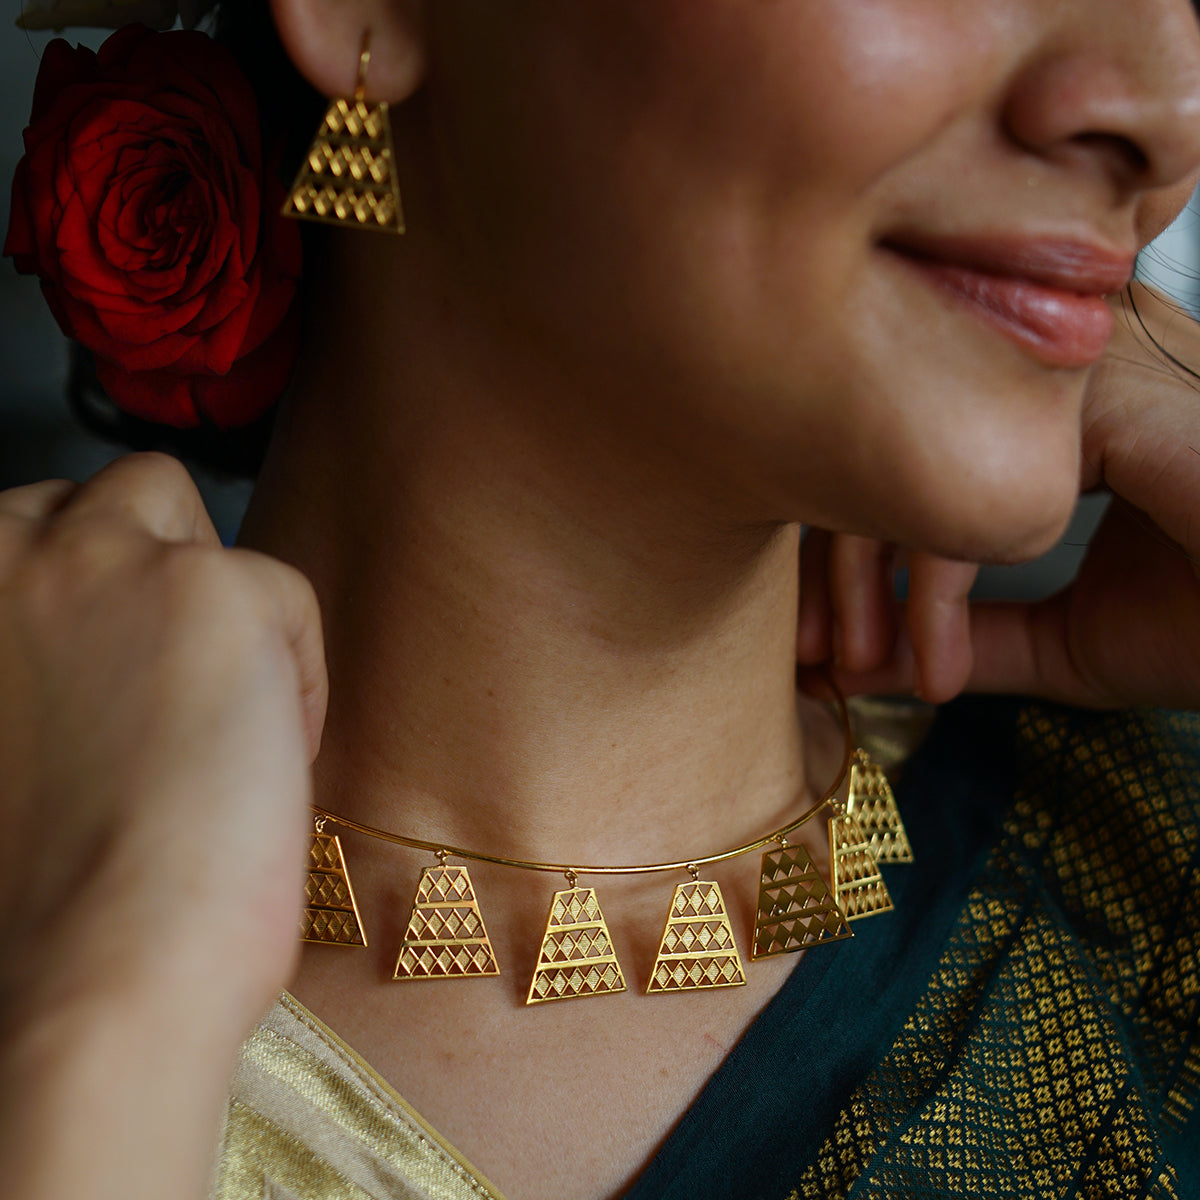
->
xmin=883 ymin=234 xmax=1136 ymax=369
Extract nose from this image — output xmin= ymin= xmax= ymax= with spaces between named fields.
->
xmin=1002 ymin=0 xmax=1200 ymax=196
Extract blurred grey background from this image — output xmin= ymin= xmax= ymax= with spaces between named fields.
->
xmin=1 ymin=23 xmax=1197 ymax=580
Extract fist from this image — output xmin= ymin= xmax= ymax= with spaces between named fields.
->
xmin=0 ymin=454 xmax=327 ymax=1035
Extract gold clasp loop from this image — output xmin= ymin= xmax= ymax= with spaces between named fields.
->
xmin=686 ymin=863 xmax=700 ymax=882
xmin=437 ymin=849 xmax=449 ymax=866
xmin=314 ymin=814 xmax=327 ymax=834
xmin=565 ymin=868 xmax=579 ymax=889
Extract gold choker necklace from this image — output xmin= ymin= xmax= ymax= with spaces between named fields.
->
xmin=301 ymin=681 xmax=913 ymax=1004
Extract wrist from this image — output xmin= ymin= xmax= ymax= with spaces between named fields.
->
xmin=1 ymin=980 xmax=247 ymax=1200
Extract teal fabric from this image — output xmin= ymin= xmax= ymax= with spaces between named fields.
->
xmin=626 ymin=699 xmax=1200 ymax=1200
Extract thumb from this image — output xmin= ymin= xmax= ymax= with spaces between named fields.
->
xmin=227 ymin=548 xmax=329 ymax=761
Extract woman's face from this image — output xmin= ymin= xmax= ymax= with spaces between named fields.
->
xmin=414 ymin=0 xmax=1200 ymax=561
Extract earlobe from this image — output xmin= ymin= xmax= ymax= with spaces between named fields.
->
xmin=267 ymin=0 xmax=426 ymax=102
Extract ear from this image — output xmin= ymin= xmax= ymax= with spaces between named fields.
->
xmin=268 ymin=0 xmax=427 ymax=102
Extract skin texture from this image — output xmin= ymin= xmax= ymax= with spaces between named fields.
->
xmin=6 ymin=2 xmax=1200 ymax=1199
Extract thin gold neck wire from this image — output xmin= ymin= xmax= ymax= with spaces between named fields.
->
xmin=311 ymin=675 xmax=855 ymax=879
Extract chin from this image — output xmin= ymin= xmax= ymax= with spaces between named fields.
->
xmin=910 ymin=472 xmax=1080 ymax=565
xmin=895 ymin=390 xmax=1085 ymax=563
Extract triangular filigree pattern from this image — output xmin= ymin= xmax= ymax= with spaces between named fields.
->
xmin=393 ymin=864 xmax=499 ymax=980
xmin=283 ymin=97 xmax=404 ymax=232
xmin=302 ymin=830 xmax=367 ymax=946
xmin=829 ymin=812 xmax=894 ymax=920
xmin=847 ymin=751 xmax=914 ymax=863
xmin=751 ymin=844 xmax=853 ymax=959
xmin=527 ymin=887 xmax=626 ymax=1004
xmin=647 ymin=880 xmax=746 ymax=992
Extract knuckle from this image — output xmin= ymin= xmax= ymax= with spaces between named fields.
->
xmin=98 ymin=453 xmax=202 ymax=528
xmin=116 ymin=450 xmax=196 ymax=493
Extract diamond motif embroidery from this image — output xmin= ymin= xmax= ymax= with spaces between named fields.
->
xmin=752 ymin=844 xmax=853 ymax=959
xmin=393 ymin=864 xmax=499 ymax=981
xmin=301 ymin=831 xmax=368 ymax=947
xmin=646 ymin=880 xmax=746 ymax=994
xmin=793 ymin=705 xmax=1200 ymax=1198
xmin=527 ymin=887 xmax=626 ymax=1004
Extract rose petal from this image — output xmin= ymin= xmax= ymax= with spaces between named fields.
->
xmin=30 ymin=39 xmax=99 ymax=125
xmin=94 ymin=352 xmax=199 ymax=427
xmin=5 ymin=25 xmax=301 ymax=426
xmin=191 ymin=302 xmax=300 ymax=428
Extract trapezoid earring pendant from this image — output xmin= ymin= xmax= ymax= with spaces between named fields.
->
xmin=846 ymin=749 xmax=913 ymax=864
xmin=647 ymin=871 xmax=746 ymax=993
xmin=393 ymin=854 xmax=499 ymax=980
xmin=527 ymin=874 xmax=626 ymax=1004
xmin=302 ymin=817 xmax=368 ymax=946
xmin=751 ymin=841 xmax=852 ymax=960
xmin=282 ymin=32 xmax=405 ymax=233
xmin=829 ymin=808 xmax=893 ymax=921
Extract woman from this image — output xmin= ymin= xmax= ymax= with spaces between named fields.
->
xmin=3 ymin=1 xmax=1200 ymax=1197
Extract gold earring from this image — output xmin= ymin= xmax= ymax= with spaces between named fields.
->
xmin=282 ymin=31 xmax=406 ymax=234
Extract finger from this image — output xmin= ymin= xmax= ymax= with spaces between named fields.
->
xmin=56 ymin=453 xmax=221 ymax=547
xmin=964 ymin=501 xmax=1200 ymax=707
xmin=1085 ymin=285 xmax=1200 ymax=552
xmin=905 ymin=553 xmax=978 ymax=702
xmin=0 ymin=479 xmax=79 ymax=522
xmin=807 ymin=624 xmax=918 ymax=699
xmin=226 ymin=549 xmax=329 ymax=762
xmin=829 ymin=535 xmax=898 ymax=672
xmin=797 ymin=528 xmax=834 ymax=664
xmin=955 ymin=599 xmax=1067 ymax=698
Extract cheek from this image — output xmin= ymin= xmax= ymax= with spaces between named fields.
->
xmin=426 ymin=0 xmax=995 ymax=302
xmin=422 ymin=1 xmax=1077 ymax=558
xmin=1136 ymin=173 xmax=1200 ymax=244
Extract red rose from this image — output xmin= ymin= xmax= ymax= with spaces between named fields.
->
xmin=4 ymin=25 xmax=302 ymax=429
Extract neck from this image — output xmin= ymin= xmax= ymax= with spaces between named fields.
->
xmin=239 ymin=240 xmax=827 ymax=879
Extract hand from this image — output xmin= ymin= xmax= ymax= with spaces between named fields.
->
xmin=0 ymin=453 xmax=327 ymax=1033
xmin=797 ymin=282 xmax=1200 ymax=709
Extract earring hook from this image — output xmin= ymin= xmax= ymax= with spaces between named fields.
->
xmin=355 ymin=30 xmax=371 ymax=103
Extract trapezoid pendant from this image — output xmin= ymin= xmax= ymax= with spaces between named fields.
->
xmin=283 ymin=95 xmax=405 ymax=233
xmin=847 ymin=749 xmax=914 ymax=864
xmin=302 ymin=824 xmax=368 ymax=946
xmin=751 ymin=844 xmax=852 ymax=960
xmin=829 ymin=811 xmax=893 ymax=921
xmin=647 ymin=878 xmax=746 ymax=993
xmin=393 ymin=862 xmax=499 ymax=981
xmin=527 ymin=886 xmax=626 ymax=1004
